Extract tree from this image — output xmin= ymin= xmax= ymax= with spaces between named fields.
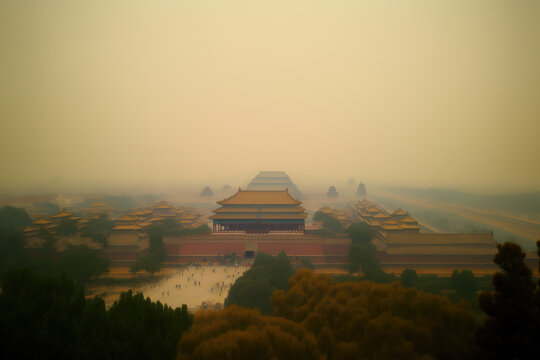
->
xmin=451 ymin=270 xmax=477 ymax=302
xmin=313 ymin=211 xmax=343 ymax=237
xmin=0 ymin=269 xmax=192 ymax=360
xmin=300 ymin=257 xmax=314 ymax=270
xmin=130 ymin=231 xmax=165 ymax=275
xmin=0 ymin=206 xmax=32 ymax=231
xmin=346 ymin=223 xmax=391 ymax=282
xmin=161 ymin=218 xmax=182 ymax=236
xmin=346 ymin=222 xmax=373 ymax=243
xmin=225 ymin=251 xmax=293 ymax=314
xmin=56 ymin=217 xmax=79 ymax=236
xmin=0 ymin=228 xmax=25 ymax=273
xmin=81 ymin=214 xmax=115 ymax=245
xmin=475 ymin=242 xmax=539 ymax=360
xmin=177 ymin=306 xmax=319 ymax=360
xmin=273 ymin=269 xmax=477 ymax=360
xmin=400 ymin=269 xmax=419 ymax=287
xmin=0 ymin=268 xmax=100 ymax=359
xmin=108 ymin=290 xmax=192 ymax=360
xmin=61 ymin=245 xmax=110 ymax=283
xmin=130 ymin=252 xmax=162 ymax=275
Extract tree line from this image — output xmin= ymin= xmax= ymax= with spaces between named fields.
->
xmin=0 ymin=269 xmax=192 ymax=360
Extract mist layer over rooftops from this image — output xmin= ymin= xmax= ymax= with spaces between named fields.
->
xmin=247 ymin=171 xmax=303 ymax=199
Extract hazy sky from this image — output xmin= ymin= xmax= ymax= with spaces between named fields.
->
xmin=1 ymin=1 xmax=539 ymax=193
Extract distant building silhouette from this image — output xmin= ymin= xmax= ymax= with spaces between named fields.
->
xmin=326 ymin=186 xmax=338 ymax=197
xmin=200 ymin=186 xmax=213 ymax=197
xmin=357 ymin=182 xmax=367 ymax=196
xmin=247 ymin=171 xmax=302 ymax=199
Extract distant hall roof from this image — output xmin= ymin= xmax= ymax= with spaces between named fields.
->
xmin=217 ymin=189 xmax=301 ymax=205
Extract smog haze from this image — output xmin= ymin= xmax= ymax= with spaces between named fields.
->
xmin=1 ymin=0 xmax=539 ymax=194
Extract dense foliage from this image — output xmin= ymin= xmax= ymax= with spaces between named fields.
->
xmin=0 ymin=227 xmax=25 ymax=272
xmin=131 ymin=230 xmax=166 ymax=275
xmin=61 ymin=245 xmax=110 ymax=283
xmin=475 ymin=241 xmax=540 ymax=359
xmin=0 ymin=269 xmax=192 ymax=360
xmin=312 ymin=211 xmax=343 ymax=237
xmin=225 ymin=251 xmax=293 ymax=314
xmin=150 ymin=219 xmax=211 ymax=237
xmin=177 ymin=306 xmax=320 ymax=360
xmin=347 ymin=222 xmax=392 ymax=283
xmin=56 ymin=217 xmax=79 ymax=236
xmin=272 ymin=269 xmax=477 ymax=360
xmin=0 ymin=206 xmax=109 ymax=281
xmin=0 ymin=205 xmax=32 ymax=231
xmin=81 ymin=213 xmax=115 ymax=245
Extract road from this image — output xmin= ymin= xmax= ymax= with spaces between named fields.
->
xmin=376 ymin=191 xmax=540 ymax=242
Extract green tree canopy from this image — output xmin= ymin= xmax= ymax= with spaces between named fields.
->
xmin=313 ymin=211 xmax=343 ymax=237
xmin=130 ymin=231 xmax=165 ymax=275
xmin=475 ymin=242 xmax=540 ymax=359
xmin=400 ymin=268 xmax=419 ymax=287
xmin=346 ymin=222 xmax=391 ymax=283
xmin=81 ymin=213 xmax=115 ymax=244
xmin=0 ymin=269 xmax=192 ymax=360
xmin=0 ymin=206 xmax=32 ymax=231
xmin=60 ymin=245 xmax=110 ymax=283
xmin=346 ymin=222 xmax=373 ymax=243
xmin=108 ymin=290 xmax=192 ymax=360
xmin=225 ymin=251 xmax=293 ymax=314
xmin=56 ymin=217 xmax=79 ymax=236
xmin=451 ymin=270 xmax=478 ymax=301
xmin=0 ymin=228 xmax=26 ymax=273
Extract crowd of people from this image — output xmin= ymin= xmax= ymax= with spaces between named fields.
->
xmin=138 ymin=263 xmax=250 ymax=310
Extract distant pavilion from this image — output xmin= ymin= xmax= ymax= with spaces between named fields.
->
xmin=209 ymin=189 xmax=307 ymax=234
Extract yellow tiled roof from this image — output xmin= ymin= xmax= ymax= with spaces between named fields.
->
xmin=113 ymin=225 xmax=142 ymax=231
xmin=155 ymin=201 xmax=173 ymax=209
xmin=117 ymin=215 xmax=138 ymax=222
xmin=34 ymin=218 xmax=53 ymax=225
xmin=213 ymin=206 xmax=305 ymax=213
xmin=51 ymin=209 xmax=73 ymax=218
xmin=401 ymin=216 xmax=417 ymax=224
xmin=399 ymin=224 xmax=420 ymax=229
xmin=209 ymin=213 xmax=306 ymax=220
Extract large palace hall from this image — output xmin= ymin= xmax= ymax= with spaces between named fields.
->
xmin=209 ymin=189 xmax=306 ymax=234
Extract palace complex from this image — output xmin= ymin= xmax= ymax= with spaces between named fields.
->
xmin=316 ymin=206 xmax=353 ymax=228
xmin=349 ymin=200 xmax=500 ymax=274
xmin=15 ymin=176 xmax=537 ymax=274
xmin=210 ymin=189 xmax=306 ymax=234
xmin=247 ymin=171 xmax=303 ymax=199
